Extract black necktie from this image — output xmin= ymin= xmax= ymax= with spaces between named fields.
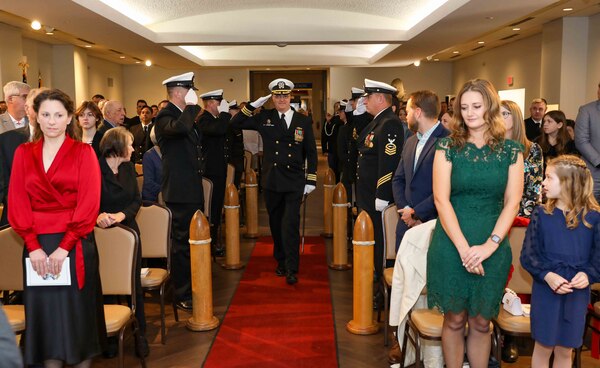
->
xmin=143 ymin=125 xmax=148 ymax=134
xmin=281 ymin=113 xmax=286 ymax=129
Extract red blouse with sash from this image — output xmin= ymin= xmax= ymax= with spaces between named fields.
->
xmin=8 ymin=136 xmax=101 ymax=289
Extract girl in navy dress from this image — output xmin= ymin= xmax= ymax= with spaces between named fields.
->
xmin=521 ymin=155 xmax=600 ymax=368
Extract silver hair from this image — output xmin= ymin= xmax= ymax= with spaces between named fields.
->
xmin=3 ymin=81 xmax=31 ymax=99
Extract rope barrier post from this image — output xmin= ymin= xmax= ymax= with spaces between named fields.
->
xmin=244 ymin=170 xmax=259 ymax=239
xmin=321 ymin=168 xmax=335 ymax=238
xmin=221 ymin=184 xmax=244 ymax=270
xmin=346 ymin=210 xmax=379 ymax=335
xmin=186 ymin=210 xmax=219 ymax=331
xmin=329 ymin=183 xmax=351 ymax=270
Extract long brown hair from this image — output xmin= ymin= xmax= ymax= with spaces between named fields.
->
xmin=537 ymin=110 xmax=570 ymax=155
xmin=33 ymin=89 xmax=81 ymax=142
xmin=501 ymin=100 xmax=531 ymax=158
xmin=75 ymin=100 xmax=103 ymax=129
xmin=449 ymin=79 xmax=506 ymax=150
xmin=544 ymin=155 xmax=600 ymax=229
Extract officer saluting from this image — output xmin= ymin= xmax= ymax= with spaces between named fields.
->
xmin=154 ymin=72 xmax=203 ymax=311
xmin=197 ymin=89 xmax=231 ymax=256
xmin=356 ymin=79 xmax=404 ymax=282
xmin=231 ymin=78 xmax=317 ymax=285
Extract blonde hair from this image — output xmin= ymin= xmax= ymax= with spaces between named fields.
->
xmin=544 ymin=155 xmax=600 ymax=229
xmin=449 ymin=79 xmax=506 ymax=151
xmin=501 ymin=100 xmax=531 ymax=157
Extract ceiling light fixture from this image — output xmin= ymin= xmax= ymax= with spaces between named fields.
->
xmin=452 ymin=51 xmax=460 ymax=54
xmin=563 ymin=7 xmax=573 ymax=11
xmin=85 ymin=45 xmax=92 ymax=48
xmin=145 ymin=60 xmax=152 ymax=67
xmin=414 ymin=60 xmax=421 ymax=67
xmin=478 ymin=41 xmax=485 ymax=44
xmin=512 ymin=27 xmax=521 ymax=31
xmin=119 ymin=56 xmax=126 ymax=59
xmin=31 ymin=20 xmax=41 ymax=30
xmin=276 ymin=43 xmax=287 ymax=48
xmin=135 ymin=61 xmax=141 ymax=64
xmin=434 ymin=58 xmax=440 ymax=61
xmin=44 ymin=26 xmax=54 ymax=35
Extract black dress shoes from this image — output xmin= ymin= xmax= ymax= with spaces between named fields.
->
xmin=275 ymin=265 xmax=286 ymax=277
xmin=286 ymin=272 xmax=298 ymax=285
xmin=103 ymin=336 xmax=118 ymax=359
xmin=176 ymin=299 xmax=193 ymax=311
xmin=501 ymin=336 xmax=519 ymax=363
xmin=214 ymin=247 xmax=225 ymax=257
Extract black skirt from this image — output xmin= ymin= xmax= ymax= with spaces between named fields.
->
xmin=23 ymin=232 xmax=106 ymax=365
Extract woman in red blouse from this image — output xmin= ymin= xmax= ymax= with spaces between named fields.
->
xmin=8 ymin=89 xmax=104 ymax=367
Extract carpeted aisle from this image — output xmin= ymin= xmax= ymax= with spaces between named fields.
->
xmin=203 ymin=236 xmax=338 ymax=368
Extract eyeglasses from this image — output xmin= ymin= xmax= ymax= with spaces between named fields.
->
xmin=501 ymin=111 xmax=512 ymax=118
xmin=11 ymin=94 xmax=28 ymax=99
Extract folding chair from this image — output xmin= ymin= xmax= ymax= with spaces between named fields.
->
xmin=380 ymin=204 xmax=399 ymax=346
xmin=95 ymin=224 xmax=147 ymax=368
xmin=136 ymin=203 xmax=172 ymax=344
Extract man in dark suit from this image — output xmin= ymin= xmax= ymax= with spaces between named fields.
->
xmin=524 ymin=98 xmax=547 ymax=141
xmin=387 ymin=90 xmax=449 ymax=363
xmin=98 ymin=100 xmax=125 ymax=136
xmin=197 ymin=89 xmax=231 ymax=256
xmin=0 ymin=125 xmax=29 ymax=226
xmin=129 ymin=105 xmax=153 ymax=163
xmin=125 ymin=99 xmax=147 ymax=129
xmin=575 ymin=81 xmax=600 ymax=200
xmin=356 ymin=79 xmax=404 ymax=281
xmin=231 ymin=78 xmax=317 ymax=285
xmin=154 ymin=72 xmax=203 ymax=310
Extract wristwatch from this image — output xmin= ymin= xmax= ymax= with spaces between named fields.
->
xmin=490 ymin=234 xmax=502 ymax=244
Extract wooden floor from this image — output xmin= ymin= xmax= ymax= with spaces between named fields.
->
xmin=91 ymin=154 xmax=600 ymax=368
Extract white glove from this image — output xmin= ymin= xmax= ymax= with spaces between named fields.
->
xmin=250 ymin=94 xmax=272 ymax=108
xmin=345 ymin=101 xmax=353 ymax=112
xmin=354 ymin=97 xmax=367 ymax=115
xmin=375 ymin=198 xmax=388 ymax=212
xmin=304 ymin=184 xmax=316 ymax=195
xmin=184 ymin=89 xmax=198 ymax=105
xmin=217 ymin=99 xmax=229 ymax=113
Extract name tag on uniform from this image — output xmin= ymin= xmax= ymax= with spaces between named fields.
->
xmin=294 ymin=127 xmax=304 ymax=142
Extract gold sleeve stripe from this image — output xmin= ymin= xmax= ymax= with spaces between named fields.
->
xmin=307 ymin=174 xmax=317 ymax=181
xmin=377 ymin=172 xmax=392 ymax=188
xmin=241 ymin=106 xmax=252 ymax=117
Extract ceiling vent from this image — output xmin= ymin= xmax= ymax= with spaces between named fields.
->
xmin=471 ymin=45 xmax=485 ymax=51
xmin=76 ymin=37 xmax=95 ymax=45
xmin=509 ymin=17 xmax=534 ymax=27
xmin=450 ymin=54 xmax=461 ymax=59
xmin=500 ymin=34 xmax=520 ymax=41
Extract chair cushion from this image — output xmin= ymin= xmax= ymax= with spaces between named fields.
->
xmin=411 ymin=309 xmax=444 ymax=337
xmin=141 ymin=268 xmax=168 ymax=288
xmin=594 ymin=301 xmax=600 ymax=315
xmin=383 ymin=267 xmax=393 ymax=287
xmin=494 ymin=308 xmax=531 ymax=334
xmin=104 ymin=305 xmax=133 ymax=334
xmin=2 ymin=305 xmax=25 ymax=332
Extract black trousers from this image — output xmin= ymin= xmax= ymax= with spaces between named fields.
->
xmin=166 ymin=202 xmax=203 ymax=302
xmin=264 ymin=189 xmax=303 ymax=274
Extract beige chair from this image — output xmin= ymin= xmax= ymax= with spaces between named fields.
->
xmin=136 ymin=175 xmax=144 ymax=194
xmin=0 ymin=226 xmax=25 ymax=335
xmin=95 ymin=224 xmax=146 ymax=368
xmin=491 ymin=227 xmax=531 ymax=366
xmin=136 ymin=204 xmax=172 ymax=344
xmin=202 ymin=177 xmax=213 ymax=223
xmin=135 ymin=163 xmax=143 ymax=176
xmin=380 ymin=204 xmax=399 ymax=346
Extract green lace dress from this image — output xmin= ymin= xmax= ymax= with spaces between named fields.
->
xmin=427 ymin=137 xmax=523 ymax=319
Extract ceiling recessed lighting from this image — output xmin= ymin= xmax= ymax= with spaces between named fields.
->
xmin=434 ymin=58 xmax=440 ymax=61
xmin=84 ymin=45 xmax=92 ymax=48
xmin=478 ymin=41 xmax=485 ymax=44
xmin=563 ymin=7 xmax=573 ymax=11
xmin=135 ymin=61 xmax=141 ymax=64
xmin=414 ymin=60 xmax=421 ymax=67
xmin=452 ymin=51 xmax=460 ymax=54
xmin=512 ymin=27 xmax=521 ymax=31
xmin=119 ymin=56 xmax=125 ymax=59
xmin=145 ymin=60 xmax=152 ymax=67
xmin=31 ymin=20 xmax=41 ymax=30
xmin=485 ymin=16 xmax=494 ymax=20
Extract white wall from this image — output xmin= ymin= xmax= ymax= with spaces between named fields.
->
xmin=453 ymin=34 xmax=543 ymax=109
xmin=329 ymin=63 xmax=453 ymax=112
xmin=0 ymin=23 xmax=24 ymax=89
xmin=586 ymin=12 xmax=600 ymax=102
xmin=87 ymin=56 xmax=124 ymax=104
xmin=22 ymin=38 xmax=54 ymax=88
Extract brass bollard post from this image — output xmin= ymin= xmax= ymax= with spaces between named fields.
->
xmin=186 ymin=210 xmax=219 ymax=331
xmin=221 ymin=184 xmax=244 ymax=270
xmin=329 ymin=183 xmax=351 ymax=270
xmin=244 ymin=170 xmax=259 ymax=239
xmin=346 ymin=210 xmax=379 ymax=335
xmin=321 ymin=168 xmax=335 ymax=238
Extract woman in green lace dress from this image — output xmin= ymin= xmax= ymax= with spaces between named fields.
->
xmin=427 ymin=79 xmax=524 ymax=368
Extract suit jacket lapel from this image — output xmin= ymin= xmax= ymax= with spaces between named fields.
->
xmin=405 ymin=137 xmax=418 ymax=181
xmin=413 ymin=124 xmax=443 ymax=175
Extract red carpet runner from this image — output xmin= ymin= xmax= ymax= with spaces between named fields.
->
xmin=204 ymin=237 xmax=338 ymax=367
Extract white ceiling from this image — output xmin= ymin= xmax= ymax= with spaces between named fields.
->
xmin=0 ymin=0 xmax=598 ymax=69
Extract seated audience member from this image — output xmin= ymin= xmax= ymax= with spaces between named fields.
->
xmin=501 ymin=100 xmax=543 ymax=218
xmin=536 ymin=110 xmax=578 ymax=172
xmin=97 ymin=127 xmax=148 ymax=358
xmin=142 ymin=127 xmax=162 ymax=202
xmin=566 ymin=118 xmax=575 ymax=141
xmin=76 ymin=100 xmax=103 ymax=156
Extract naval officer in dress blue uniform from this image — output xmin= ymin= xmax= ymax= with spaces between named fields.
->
xmin=154 ymin=72 xmax=203 ymax=310
xmin=356 ymin=79 xmax=404 ymax=281
xmin=231 ymin=78 xmax=318 ymax=285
